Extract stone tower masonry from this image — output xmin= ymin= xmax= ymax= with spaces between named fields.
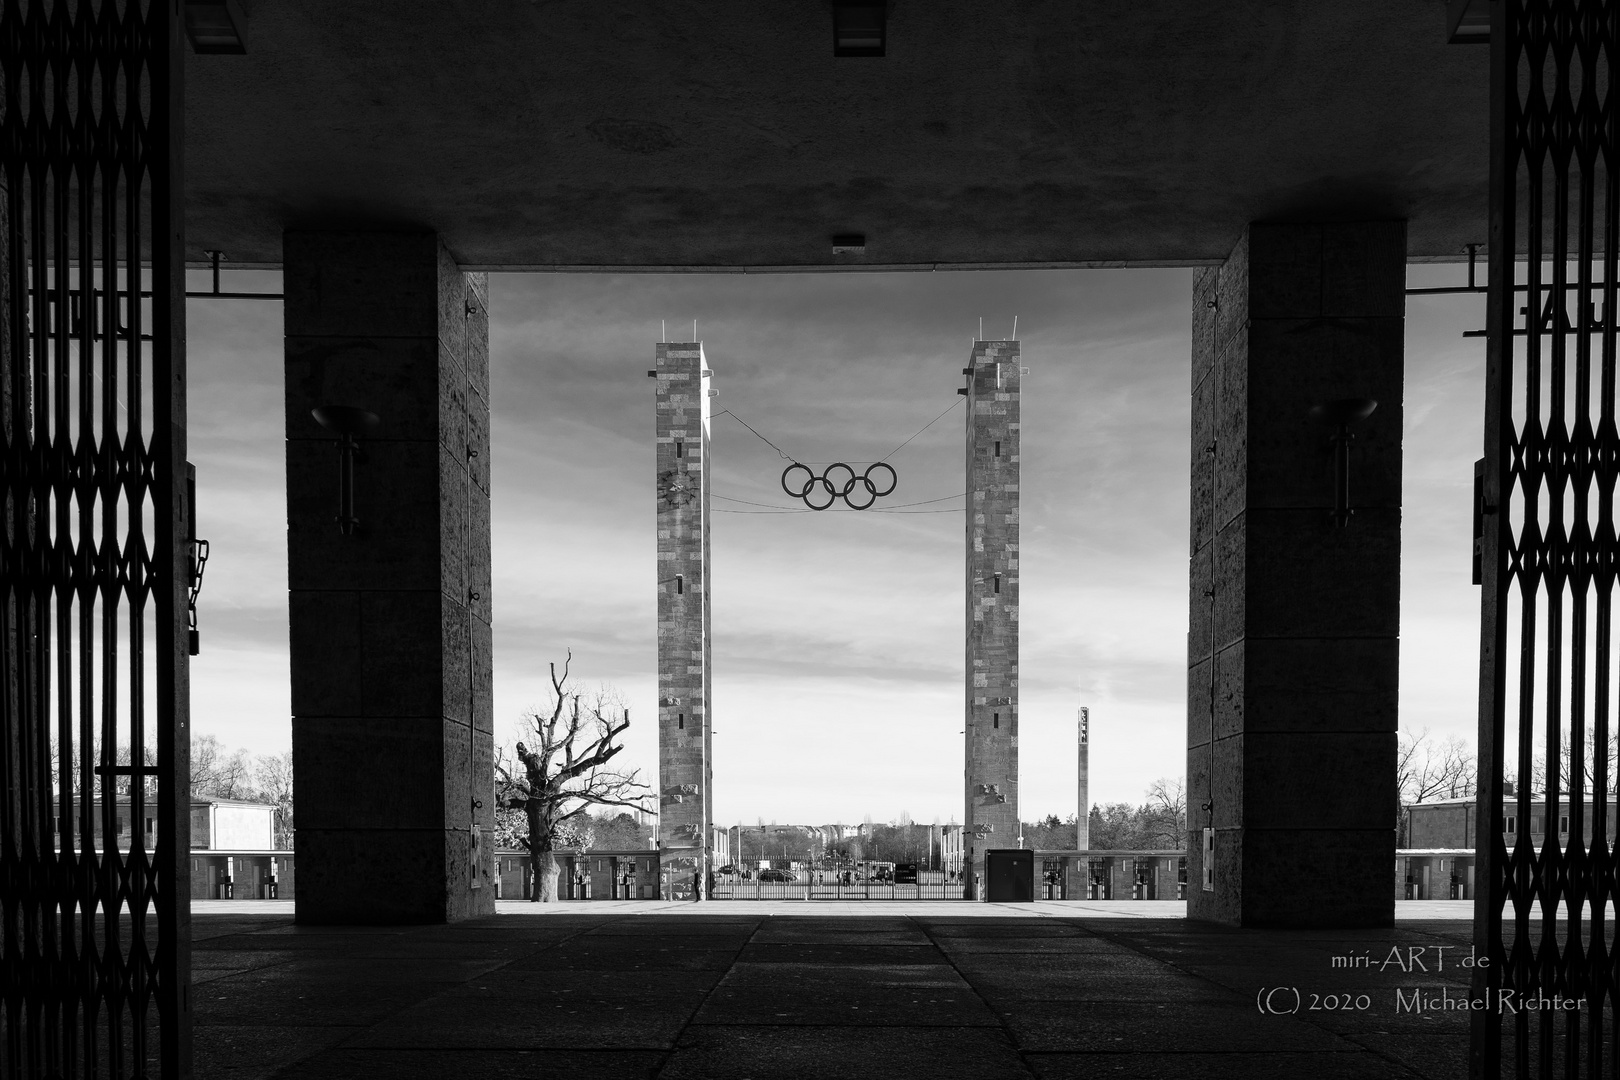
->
xmin=1077 ymin=706 xmax=1091 ymax=850
xmin=654 ymin=342 xmax=713 ymax=898
xmin=963 ymin=339 xmax=1021 ymax=897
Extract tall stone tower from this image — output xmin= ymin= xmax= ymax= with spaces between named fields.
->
xmin=963 ymin=339 xmax=1021 ymax=897
xmin=1076 ymin=706 xmax=1091 ymax=850
xmin=654 ymin=342 xmax=713 ymax=899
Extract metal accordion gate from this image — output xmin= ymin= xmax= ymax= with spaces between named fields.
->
xmin=0 ymin=1 xmax=190 ymax=1078
xmin=1477 ymin=0 xmax=1620 ymax=1075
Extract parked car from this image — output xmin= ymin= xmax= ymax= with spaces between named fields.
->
xmin=757 ymin=869 xmax=797 ymax=883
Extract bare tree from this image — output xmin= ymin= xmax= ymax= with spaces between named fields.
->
xmin=191 ymin=734 xmax=254 ymax=799
xmin=1530 ymin=725 xmax=1620 ymax=799
xmin=49 ymin=739 xmax=161 ymax=798
xmin=253 ymin=751 xmax=295 ymax=849
xmin=1396 ymin=728 xmax=1476 ymax=844
xmin=1398 ymin=729 xmax=1476 ymax=805
xmin=495 ymin=653 xmax=650 ymax=902
xmin=1141 ymin=777 xmax=1188 ymax=850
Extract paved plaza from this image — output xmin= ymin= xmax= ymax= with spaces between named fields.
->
xmin=193 ymin=902 xmax=1474 ymax=1079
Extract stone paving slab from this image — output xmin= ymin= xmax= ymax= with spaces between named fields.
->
xmin=1344 ymin=1032 xmax=1470 ymax=1080
xmin=274 ymin=1048 xmax=667 ymax=1079
xmin=661 ymin=1025 xmax=1032 ymax=1080
xmin=748 ymin=924 xmax=932 ymax=944
xmin=962 ymin=965 xmax=1227 ymax=1003
xmin=187 ymin=909 xmax=1474 ymax=1079
xmin=696 ymin=961 xmax=995 ymax=1027
xmin=195 ymin=961 xmax=464 ymax=1028
xmin=736 ymin=941 xmax=949 ymax=965
xmin=1026 ymin=1049 xmax=1419 ymax=1079
xmin=191 ymin=948 xmax=307 ymax=984
xmin=507 ymin=941 xmax=744 ymax=972
xmin=1008 ymin=999 xmax=1351 ymax=1053
xmin=348 ymin=981 xmax=697 ymax=1050
xmin=929 ymin=935 xmax=1125 ymax=955
xmin=193 ymin=1024 xmax=354 ymax=1080
xmin=922 ymin=921 xmax=1094 ymax=937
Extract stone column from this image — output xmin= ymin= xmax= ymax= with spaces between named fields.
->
xmin=654 ymin=342 xmax=712 ymax=898
xmin=1076 ymin=706 xmax=1090 ymax=850
xmin=1187 ymin=221 xmax=1404 ymax=928
xmin=285 ymin=231 xmax=494 ymax=924
xmin=964 ymin=339 xmax=1021 ymax=897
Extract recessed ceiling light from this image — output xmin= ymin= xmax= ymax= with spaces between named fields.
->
xmin=1446 ymin=0 xmax=1488 ymax=43
xmin=184 ymin=0 xmax=247 ymax=54
xmin=834 ymin=2 xmax=885 ymax=57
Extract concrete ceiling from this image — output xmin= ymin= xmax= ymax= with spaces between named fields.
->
xmin=186 ymin=1 xmax=1490 ymax=271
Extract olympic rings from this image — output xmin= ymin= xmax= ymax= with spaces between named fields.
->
xmin=780 ymin=461 xmax=898 ymax=511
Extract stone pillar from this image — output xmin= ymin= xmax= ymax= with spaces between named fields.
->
xmin=1076 ymin=706 xmax=1090 ymax=850
xmin=654 ymin=342 xmax=712 ymax=898
xmin=285 ymin=231 xmax=494 ymax=924
xmin=964 ymin=340 xmax=1021 ymax=897
xmin=1187 ymin=221 xmax=1404 ymax=928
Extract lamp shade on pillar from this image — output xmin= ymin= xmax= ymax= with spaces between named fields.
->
xmin=1308 ymin=398 xmax=1378 ymax=427
xmin=311 ymin=406 xmax=381 ymax=537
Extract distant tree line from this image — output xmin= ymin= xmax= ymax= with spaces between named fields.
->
xmin=495 ymin=806 xmax=653 ymax=852
xmin=1024 ymin=777 xmax=1188 ymax=851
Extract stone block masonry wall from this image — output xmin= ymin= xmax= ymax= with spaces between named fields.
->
xmin=964 ymin=340 xmax=1021 ymax=897
xmin=1186 ymin=221 xmax=1403 ymax=927
xmin=284 ymin=231 xmax=495 ymax=924
xmin=654 ymin=343 xmax=712 ymax=898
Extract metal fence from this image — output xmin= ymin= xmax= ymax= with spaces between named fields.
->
xmin=711 ymin=874 xmax=965 ymax=901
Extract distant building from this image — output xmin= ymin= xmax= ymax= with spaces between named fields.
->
xmin=187 ymin=798 xmax=290 ymax=900
xmin=192 ymin=796 xmax=277 ymax=850
xmin=55 ymin=796 xmax=294 ymax=901
xmin=1398 ymin=791 xmax=1618 ymax=900
xmin=941 ymin=823 xmax=965 ymax=878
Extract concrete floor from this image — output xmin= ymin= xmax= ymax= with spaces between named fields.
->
xmin=192 ymin=904 xmax=1474 ymax=1079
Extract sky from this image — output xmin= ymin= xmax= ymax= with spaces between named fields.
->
xmin=185 ymin=263 xmax=1487 ymax=827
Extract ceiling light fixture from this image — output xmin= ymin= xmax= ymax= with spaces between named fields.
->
xmin=1446 ymin=0 xmax=1488 ymax=44
xmin=834 ymin=2 xmax=886 ymax=57
xmin=184 ymin=0 xmax=247 ymax=54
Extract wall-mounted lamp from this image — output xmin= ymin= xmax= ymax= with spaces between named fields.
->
xmin=1308 ymin=398 xmax=1378 ymax=528
xmin=312 ymin=405 xmax=380 ymax=536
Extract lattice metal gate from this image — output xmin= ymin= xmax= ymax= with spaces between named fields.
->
xmin=1475 ymin=0 xmax=1620 ymax=1076
xmin=0 ymin=1 xmax=190 ymax=1078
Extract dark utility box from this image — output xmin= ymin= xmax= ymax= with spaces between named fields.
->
xmin=985 ymin=849 xmax=1034 ymax=902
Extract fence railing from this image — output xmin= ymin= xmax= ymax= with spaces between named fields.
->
xmin=710 ymin=877 xmax=966 ymax=900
